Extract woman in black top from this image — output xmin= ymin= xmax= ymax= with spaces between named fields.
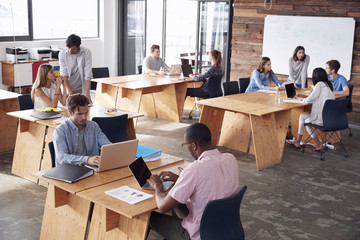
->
xmin=186 ymin=50 xmax=223 ymax=98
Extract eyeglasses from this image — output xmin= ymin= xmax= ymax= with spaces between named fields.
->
xmin=181 ymin=142 xmax=193 ymax=147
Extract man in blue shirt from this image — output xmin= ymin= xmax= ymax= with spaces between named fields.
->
xmin=325 ymin=60 xmax=349 ymax=97
xmin=53 ymin=94 xmax=111 ymax=166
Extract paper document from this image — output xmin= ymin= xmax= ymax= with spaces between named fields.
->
xmin=37 ymin=107 xmax=63 ymax=112
xmin=105 ymin=186 xmax=153 ymax=205
xmin=283 ymin=99 xmax=305 ymax=103
xmin=52 ymin=116 xmax=68 ymax=125
xmin=258 ymin=90 xmax=278 ymax=93
xmin=104 ymin=109 xmax=126 ymax=116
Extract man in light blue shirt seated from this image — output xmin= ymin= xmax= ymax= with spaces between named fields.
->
xmin=325 ymin=59 xmax=349 ymax=98
xmin=53 ymin=94 xmax=111 ymax=166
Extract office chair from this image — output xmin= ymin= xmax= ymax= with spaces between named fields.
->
xmin=92 ymin=67 xmax=110 ymax=90
xmin=92 ymin=114 xmax=128 ymax=143
xmin=18 ymin=94 xmax=34 ymax=110
xmin=189 ymin=74 xmax=223 ymax=119
xmin=48 ymin=141 xmax=56 ymax=168
xmin=200 ymin=186 xmax=247 ymax=240
xmin=301 ymin=99 xmax=349 ymax=161
xmin=346 ymin=84 xmax=354 ymax=136
xmin=223 ymin=81 xmax=240 ymax=96
xmin=138 ymin=65 xmax=142 ymax=74
xmin=239 ymin=77 xmax=250 ymax=93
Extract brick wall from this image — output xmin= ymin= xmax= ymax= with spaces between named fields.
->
xmin=230 ymin=0 xmax=360 ymax=122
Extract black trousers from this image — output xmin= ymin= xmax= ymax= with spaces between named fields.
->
xmin=186 ymin=87 xmax=209 ymax=98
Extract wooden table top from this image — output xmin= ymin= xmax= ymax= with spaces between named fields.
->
xmin=0 ymin=89 xmax=20 ymax=100
xmin=77 ymin=161 xmax=190 ymax=219
xmin=7 ymin=105 xmax=144 ymax=127
xmin=197 ymin=91 xmax=307 ymax=116
xmin=33 ymin=154 xmax=184 ymax=195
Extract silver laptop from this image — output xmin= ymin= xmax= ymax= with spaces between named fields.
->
xmin=86 ymin=139 xmax=139 ymax=172
xmin=167 ymin=64 xmax=182 ymax=75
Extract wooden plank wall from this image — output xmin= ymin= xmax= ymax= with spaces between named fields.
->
xmin=230 ymin=0 xmax=360 ymax=122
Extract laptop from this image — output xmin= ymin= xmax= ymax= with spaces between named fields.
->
xmin=128 ymin=157 xmax=174 ymax=191
xmin=86 ymin=139 xmax=139 ymax=172
xmin=167 ymin=64 xmax=182 ymax=75
xmin=181 ymin=64 xmax=193 ymax=77
xmin=285 ymin=83 xmax=296 ymax=98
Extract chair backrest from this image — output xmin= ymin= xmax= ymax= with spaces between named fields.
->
xmin=346 ymin=84 xmax=353 ymax=113
xmin=322 ymin=99 xmax=348 ymax=131
xmin=207 ymin=74 xmax=223 ymax=98
xmin=48 ymin=141 xmax=56 ymax=168
xmin=200 ymin=186 xmax=247 ymax=240
xmin=18 ymin=94 xmax=34 ymax=110
xmin=239 ymin=77 xmax=250 ymax=93
xmin=92 ymin=114 xmax=128 ymax=143
xmin=223 ymin=81 xmax=240 ymax=96
xmin=92 ymin=67 xmax=110 ymax=90
xmin=138 ymin=65 xmax=142 ymax=74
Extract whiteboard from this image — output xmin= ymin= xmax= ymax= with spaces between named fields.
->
xmin=263 ymin=15 xmax=355 ymax=80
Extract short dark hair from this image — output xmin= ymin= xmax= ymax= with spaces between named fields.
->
xmin=67 ymin=94 xmax=89 ymax=112
xmin=326 ymin=59 xmax=341 ymax=73
xmin=150 ymin=44 xmax=160 ymax=53
xmin=66 ymin=34 xmax=81 ymax=48
xmin=185 ymin=123 xmax=211 ymax=148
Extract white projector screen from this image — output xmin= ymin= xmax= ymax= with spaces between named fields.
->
xmin=262 ymin=15 xmax=355 ymax=80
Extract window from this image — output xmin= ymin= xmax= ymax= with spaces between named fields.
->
xmin=0 ymin=0 xmax=29 ymax=39
xmin=0 ymin=0 xmax=98 ymax=41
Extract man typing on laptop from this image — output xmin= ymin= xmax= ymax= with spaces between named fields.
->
xmin=53 ymin=94 xmax=111 ymax=166
xmin=142 ymin=44 xmax=170 ymax=76
xmin=147 ymin=123 xmax=240 ymax=240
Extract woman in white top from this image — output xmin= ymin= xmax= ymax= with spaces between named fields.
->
xmin=31 ymin=64 xmax=67 ymax=108
xmin=288 ymin=46 xmax=310 ymax=89
xmin=287 ymin=68 xmax=335 ymax=151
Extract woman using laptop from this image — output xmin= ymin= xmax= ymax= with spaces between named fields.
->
xmin=245 ymin=57 xmax=282 ymax=92
xmin=288 ymin=46 xmax=310 ymax=89
xmin=31 ymin=64 xmax=67 ymax=109
xmin=185 ymin=49 xmax=223 ymax=98
xmin=286 ymin=68 xmax=335 ymax=151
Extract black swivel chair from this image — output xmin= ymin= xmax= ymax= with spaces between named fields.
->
xmin=92 ymin=114 xmax=128 ymax=143
xmin=92 ymin=67 xmax=110 ymax=90
xmin=18 ymin=94 xmax=34 ymax=110
xmin=200 ymin=186 xmax=247 ymax=240
xmin=223 ymin=81 xmax=240 ymax=96
xmin=346 ymin=84 xmax=354 ymax=136
xmin=138 ymin=65 xmax=143 ymax=74
xmin=239 ymin=77 xmax=250 ymax=93
xmin=48 ymin=141 xmax=56 ymax=168
xmin=301 ymin=99 xmax=349 ymax=161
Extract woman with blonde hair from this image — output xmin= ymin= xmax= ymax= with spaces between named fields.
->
xmin=31 ymin=64 xmax=67 ymax=108
xmin=186 ymin=49 xmax=223 ymax=98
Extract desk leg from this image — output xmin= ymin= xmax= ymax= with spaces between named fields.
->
xmin=126 ymin=119 xmax=136 ymax=140
xmin=0 ymin=98 xmax=19 ymax=152
xmin=94 ymin=83 xmax=118 ymax=108
xmin=199 ymin=106 xmax=225 ymax=147
xmin=250 ymin=110 xmax=290 ymax=170
xmin=12 ymin=122 xmax=46 ymax=182
xmin=39 ymin=127 xmax=55 ymax=187
xmin=40 ymin=185 xmax=91 ymax=240
xmin=88 ymin=204 xmax=150 ymax=240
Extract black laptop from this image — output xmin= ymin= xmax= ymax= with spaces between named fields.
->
xmin=285 ymin=83 xmax=296 ymax=98
xmin=128 ymin=157 xmax=174 ymax=191
xmin=181 ymin=64 xmax=193 ymax=77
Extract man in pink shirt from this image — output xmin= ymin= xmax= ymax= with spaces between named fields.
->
xmin=148 ymin=123 xmax=240 ymax=240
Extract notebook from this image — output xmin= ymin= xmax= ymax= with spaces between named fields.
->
xmin=167 ymin=64 xmax=182 ymax=75
xmin=181 ymin=64 xmax=193 ymax=77
xmin=31 ymin=110 xmax=62 ymax=119
xmin=43 ymin=163 xmax=94 ymax=183
xmin=136 ymin=145 xmax=162 ymax=161
xmin=85 ymin=139 xmax=139 ymax=172
xmin=128 ymin=157 xmax=174 ymax=191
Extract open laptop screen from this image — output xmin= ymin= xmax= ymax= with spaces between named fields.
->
xmin=285 ymin=84 xmax=296 ymax=98
xmin=181 ymin=64 xmax=193 ymax=77
xmin=128 ymin=157 xmax=152 ymax=187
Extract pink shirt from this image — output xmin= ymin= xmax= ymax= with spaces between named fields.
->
xmin=169 ymin=149 xmax=240 ymax=240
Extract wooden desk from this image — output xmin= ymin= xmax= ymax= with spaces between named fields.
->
xmin=33 ymin=155 xmax=184 ymax=240
xmin=94 ymin=74 xmax=193 ymax=122
xmin=197 ymin=91 xmax=306 ymax=170
xmin=77 ymin=161 xmax=189 ymax=239
xmin=0 ymin=90 xmax=19 ymax=152
xmin=7 ymin=105 xmax=143 ymax=183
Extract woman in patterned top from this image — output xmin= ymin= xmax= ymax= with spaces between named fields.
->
xmin=186 ymin=50 xmax=223 ymax=98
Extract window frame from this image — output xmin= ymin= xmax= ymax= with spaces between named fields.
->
xmin=0 ymin=0 xmax=99 ymax=42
